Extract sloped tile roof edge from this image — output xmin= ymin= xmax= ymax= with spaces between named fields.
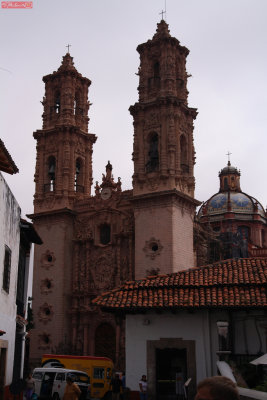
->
xmin=92 ymin=258 xmax=267 ymax=312
xmin=0 ymin=138 xmax=19 ymax=174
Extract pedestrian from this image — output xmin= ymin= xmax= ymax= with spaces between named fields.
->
xmin=110 ymin=373 xmax=122 ymax=400
xmin=4 ymin=379 xmax=24 ymax=400
xmin=139 ymin=375 xmax=147 ymax=400
xmin=62 ymin=376 xmax=81 ymax=400
xmin=121 ymin=373 xmax=126 ymax=400
xmin=195 ymin=376 xmax=239 ymax=400
xmin=25 ymin=374 xmax=35 ymax=400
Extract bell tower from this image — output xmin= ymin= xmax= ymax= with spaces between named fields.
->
xmin=130 ymin=20 xmax=200 ymax=278
xmin=30 ymin=53 xmax=96 ymax=363
xmin=34 ymin=52 xmax=96 ymax=213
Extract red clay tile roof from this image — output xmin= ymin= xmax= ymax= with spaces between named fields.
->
xmin=93 ymin=258 xmax=267 ymax=311
xmin=0 ymin=138 xmax=19 ymax=174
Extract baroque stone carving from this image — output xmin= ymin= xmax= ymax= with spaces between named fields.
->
xmin=74 ymin=217 xmax=93 ymax=240
xmin=90 ymin=249 xmax=115 ymax=290
xmin=145 ymin=112 xmax=159 ymax=128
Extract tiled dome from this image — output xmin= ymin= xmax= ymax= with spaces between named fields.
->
xmin=198 ymin=162 xmax=266 ymax=221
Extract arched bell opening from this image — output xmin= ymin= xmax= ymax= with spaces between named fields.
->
xmin=54 ymin=91 xmax=61 ymax=114
xmin=74 ymin=158 xmax=84 ymax=193
xmin=45 ymin=156 xmax=56 ymax=192
xmin=146 ymin=132 xmax=159 ymax=173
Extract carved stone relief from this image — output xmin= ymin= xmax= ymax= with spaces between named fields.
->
xmin=74 ymin=217 xmax=93 ymax=240
xmin=145 ymin=112 xmax=159 ymax=129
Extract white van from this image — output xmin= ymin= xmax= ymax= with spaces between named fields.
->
xmin=32 ymin=368 xmax=90 ymax=400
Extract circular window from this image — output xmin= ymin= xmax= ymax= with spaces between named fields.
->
xmin=47 ymin=255 xmax=53 ymax=262
xmin=46 ymin=280 xmax=52 ymax=289
xmin=151 ymin=243 xmax=158 ymax=252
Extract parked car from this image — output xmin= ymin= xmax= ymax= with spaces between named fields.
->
xmin=32 ymin=368 xmax=90 ymax=400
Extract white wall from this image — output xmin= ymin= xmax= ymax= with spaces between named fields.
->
xmin=125 ymin=310 xmax=217 ymax=391
xmin=125 ymin=309 xmax=267 ymax=392
xmin=0 ymin=173 xmax=21 ymax=385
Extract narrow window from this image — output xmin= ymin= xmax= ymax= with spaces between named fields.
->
xmin=47 ymin=156 xmax=56 ymax=192
xmin=224 ymin=177 xmax=228 ymax=190
xmin=74 ymin=91 xmax=83 ymax=116
xmin=146 ymin=133 xmax=159 ymax=172
xmin=3 ymin=246 xmax=11 ymax=293
xmin=100 ymin=224 xmax=111 ymax=245
xmin=55 ymin=91 xmax=60 ymax=114
xmin=74 ymin=159 xmax=84 ymax=192
xmin=154 ymin=61 xmax=160 ymax=78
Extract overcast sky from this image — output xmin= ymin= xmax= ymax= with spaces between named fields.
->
xmin=1 ymin=0 xmax=267 ymax=218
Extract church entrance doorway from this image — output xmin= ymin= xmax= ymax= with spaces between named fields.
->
xmin=147 ymin=338 xmax=196 ymax=400
xmin=156 ymin=348 xmax=187 ymax=400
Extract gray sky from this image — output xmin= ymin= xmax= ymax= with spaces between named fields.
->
xmin=1 ymin=0 xmax=267 ymax=218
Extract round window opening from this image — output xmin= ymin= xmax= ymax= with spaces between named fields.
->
xmin=47 ymin=255 xmax=53 ymax=262
xmin=44 ymin=308 xmax=51 ymax=316
xmin=42 ymin=334 xmax=50 ymax=344
xmin=151 ymin=243 xmax=159 ymax=252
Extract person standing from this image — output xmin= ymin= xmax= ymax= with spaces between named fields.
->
xmin=139 ymin=375 xmax=147 ymax=400
xmin=25 ymin=374 xmax=35 ymax=400
xmin=62 ymin=376 xmax=81 ymax=400
xmin=110 ymin=373 xmax=122 ymax=400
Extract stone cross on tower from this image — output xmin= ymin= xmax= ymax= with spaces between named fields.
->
xmin=159 ymin=9 xmax=166 ymax=20
xmin=226 ymin=151 xmax=232 ymax=165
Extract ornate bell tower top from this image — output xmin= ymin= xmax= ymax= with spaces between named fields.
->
xmin=33 ymin=53 xmax=96 ymax=214
xmin=42 ymin=52 xmax=91 ymax=132
xmin=130 ymin=20 xmax=197 ymax=197
xmin=136 ymin=20 xmax=190 ymax=103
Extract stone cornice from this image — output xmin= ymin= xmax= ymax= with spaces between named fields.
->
xmin=27 ymin=207 xmax=76 ymax=221
xmin=131 ymin=189 xmax=201 ymax=210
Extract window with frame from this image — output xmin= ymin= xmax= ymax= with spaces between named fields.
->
xmin=93 ymin=368 xmax=105 ymax=380
xmin=3 ymin=246 xmax=11 ymax=293
xmin=100 ymin=224 xmax=111 ymax=245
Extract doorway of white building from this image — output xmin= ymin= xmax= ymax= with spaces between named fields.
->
xmin=156 ymin=348 xmax=187 ymax=400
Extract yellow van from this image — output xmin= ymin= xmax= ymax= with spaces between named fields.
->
xmin=42 ymin=354 xmax=113 ymax=399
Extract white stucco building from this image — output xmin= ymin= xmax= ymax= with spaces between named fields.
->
xmin=94 ymin=258 xmax=267 ymax=399
xmin=0 ymin=159 xmax=20 ymax=389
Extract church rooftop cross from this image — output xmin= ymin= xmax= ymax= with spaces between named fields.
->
xmin=159 ymin=9 xmax=166 ymax=20
xmin=66 ymin=44 xmax=71 ymax=53
xmin=226 ymin=151 xmax=232 ymax=165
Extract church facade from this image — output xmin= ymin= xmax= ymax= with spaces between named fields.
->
xmin=29 ymin=19 xmax=267 ymax=370
xmin=29 ymin=20 xmax=200 ymax=367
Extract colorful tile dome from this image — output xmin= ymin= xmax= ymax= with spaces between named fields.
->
xmin=198 ymin=162 xmax=266 ymax=222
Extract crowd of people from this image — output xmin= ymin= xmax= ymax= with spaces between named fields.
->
xmin=4 ymin=373 xmax=239 ymax=400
